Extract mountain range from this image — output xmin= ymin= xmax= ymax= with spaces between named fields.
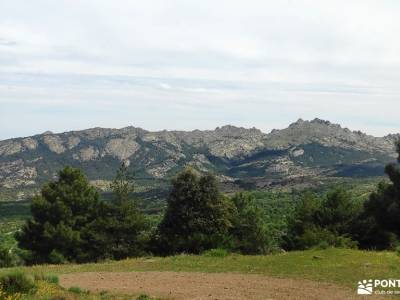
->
xmin=0 ymin=118 xmax=398 ymax=200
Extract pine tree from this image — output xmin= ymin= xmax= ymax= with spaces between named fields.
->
xmin=155 ymin=168 xmax=232 ymax=254
xmin=16 ymin=167 xmax=100 ymax=264
xmin=229 ymin=193 xmax=270 ymax=254
xmin=82 ymin=163 xmax=149 ymax=260
xmin=364 ymin=141 xmax=400 ymax=242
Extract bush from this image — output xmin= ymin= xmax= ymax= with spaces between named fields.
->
xmin=316 ymin=241 xmax=330 ymax=250
xmin=0 ymin=245 xmax=23 ymax=268
xmin=285 ymin=190 xmax=361 ymax=250
xmin=68 ymin=286 xmax=87 ymax=294
xmin=0 ymin=272 xmax=36 ymax=294
xmin=202 ymin=248 xmax=229 ymax=257
xmin=298 ymin=227 xmax=357 ymax=250
xmin=137 ymin=295 xmax=152 ymax=300
xmin=34 ymin=273 xmax=59 ymax=284
xmin=396 ymin=246 xmax=400 ymax=256
xmin=229 ymin=193 xmax=271 ymax=254
xmin=48 ymin=250 xmax=66 ymax=265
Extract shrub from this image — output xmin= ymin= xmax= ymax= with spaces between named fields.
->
xmin=137 ymin=295 xmax=152 ymax=300
xmin=0 ymin=272 xmax=36 ymax=294
xmin=202 ymin=248 xmax=229 ymax=257
xmin=48 ymin=250 xmax=66 ymax=265
xmin=229 ymin=193 xmax=271 ymax=254
xmin=0 ymin=246 xmax=21 ymax=268
xmin=68 ymin=286 xmax=85 ymax=294
xmin=34 ymin=273 xmax=59 ymax=284
xmin=396 ymin=245 xmax=400 ymax=256
xmin=316 ymin=241 xmax=330 ymax=250
xmin=285 ymin=190 xmax=361 ymax=250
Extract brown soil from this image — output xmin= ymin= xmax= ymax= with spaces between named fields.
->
xmin=60 ymin=271 xmax=379 ymax=300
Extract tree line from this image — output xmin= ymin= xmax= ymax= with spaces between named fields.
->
xmin=1 ymin=142 xmax=400 ymax=265
xmin=13 ymin=164 xmax=269 ymax=264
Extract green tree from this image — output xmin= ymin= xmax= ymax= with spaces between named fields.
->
xmin=109 ymin=162 xmax=134 ymax=204
xmin=155 ymin=168 xmax=232 ymax=254
xmin=229 ymin=193 xmax=270 ymax=254
xmin=16 ymin=167 xmax=100 ymax=264
xmin=284 ymin=192 xmax=321 ymax=250
xmin=362 ymin=141 xmax=400 ymax=248
xmin=0 ymin=244 xmax=23 ymax=267
xmin=82 ymin=163 xmax=149 ymax=260
xmin=317 ymin=189 xmax=361 ymax=236
xmin=285 ymin=190 xmax=359 ymax=250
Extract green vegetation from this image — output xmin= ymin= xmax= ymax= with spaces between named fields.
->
xmin=285 ymin=190 xmax=360 ymax=250
xmin=0 ymin=140 xmax=399 ymax=299
xmin=0 ymin=271 xmax=35 ymax=295
xmin=33 ymin=273 xmax=59 ymax=285
xmin=83 ymin=164 xmax=149 ymax=261
xmin=16 ymin=166 xmax=102 ymax=264
xmin=68 ymin=286 xmax=87 ymax=294
xmin=0 ymin=270 xmax=160 ymax=299
xmin=229 ymin=193 xmax=271 ymax=254
xmin=0 ymin=249 xmax=399 ymax=289
xmin=0 ymin=201 xmax=28 ymax=268
xmin=364 ymin=143 xmax=400 ymax=238
xmin=5 ymin=142 xmax=400 ymax=265
xmin=15 ymin=165 xmax=150 ymax=264
xmin=153 ymin=168 xmax=233 ymax=255
xmin=202 ymin=248 xmax=229 ymax=257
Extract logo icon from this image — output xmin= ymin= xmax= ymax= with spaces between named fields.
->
xmin=358 ymin=279 xmax=373 ymax=295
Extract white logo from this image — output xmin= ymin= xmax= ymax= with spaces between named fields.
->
xmin=358 ymin=279 xmax=373 ymax=295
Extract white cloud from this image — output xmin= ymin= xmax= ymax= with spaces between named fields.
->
xmin=0 ymin=0 xmax=400 ymax=139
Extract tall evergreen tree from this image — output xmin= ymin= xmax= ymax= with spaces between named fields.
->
xmin=109 ymin=162 xmax=134 ymax=204
xmin=285 ymin=190 xmax=360 ymax=250
xmin=16 ymin=167 xmax=100 ymax=264
xmin=229 ymin=193 xmax=270 ymax=254
xmin=82 ymin=163 xmax=149 ymax=261
xmin=363 ymin=141 xmax=400 ymax=246
xmin=155 ymin=168 xmax=232 ymax=254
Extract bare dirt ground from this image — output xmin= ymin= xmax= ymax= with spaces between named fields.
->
xmin=59 ymin=271 xmax=381 ymax=300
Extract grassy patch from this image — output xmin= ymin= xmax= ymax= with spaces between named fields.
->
xmin=202 ymin=248 xmax=229 ymax=257
xmin=68 ymin=286 xmax=87 ymax=294
xmin=34 ymin=273 xmax=59 ymax=284
xmin=0 ymin=272 xmax=156 ymax=300
xmin=0 ymin=271 xmax=35 ymax=294
xmin=1 ymin=248 xmax=399 ymax=289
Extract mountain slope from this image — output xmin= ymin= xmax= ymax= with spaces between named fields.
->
xmin=0 ymin=119 xmax=397 ymax=200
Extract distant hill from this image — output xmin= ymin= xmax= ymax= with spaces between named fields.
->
xmin=0 ymin=119 xmax=398 ymax=200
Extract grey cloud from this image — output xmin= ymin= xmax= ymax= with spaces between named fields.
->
xmin=0 ymin=0 xmax=400 ymax=139
xmin=0 ymin=38 xmax=17 ymax=46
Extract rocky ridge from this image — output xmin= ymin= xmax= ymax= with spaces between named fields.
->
xmin=0 ymin=119 xmax=398 ymax=198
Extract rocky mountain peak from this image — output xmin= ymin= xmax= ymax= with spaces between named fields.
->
xmin=265 ymin=118 xmax=395 ymax=153
xmin=310 ymin=118 xmax=333 ymax=126
xmin=289 ymin=118 xmax=338 ymax=129
xmin=214 ymin=125 xmax=263 ymax=137
xmin=0 ymin=119 xmax=398 ymax=198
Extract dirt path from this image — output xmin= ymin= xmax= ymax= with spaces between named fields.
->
xmin=59 ymin=271 xmax=380 ymax=300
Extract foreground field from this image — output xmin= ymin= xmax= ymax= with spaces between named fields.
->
xmin=60 ymin=271 xmax=367 ymax=300
xmin=1 ymin=248 xmax=399 ymax=299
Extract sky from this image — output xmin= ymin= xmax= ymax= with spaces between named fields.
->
xmin=1 ymin=0 xmax=400 ymax=140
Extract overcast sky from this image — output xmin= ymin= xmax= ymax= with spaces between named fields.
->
xmin=1 ymin=0 xmax=399 ymax=140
